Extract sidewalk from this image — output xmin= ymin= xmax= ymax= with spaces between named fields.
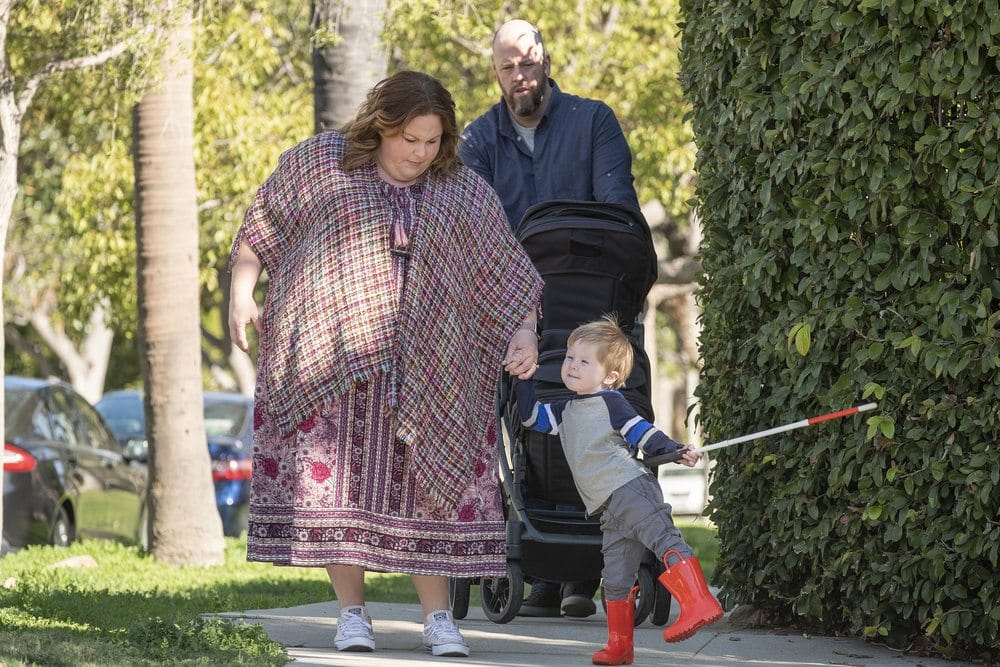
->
xmin=217 ymin=600 xmax=968 ymax=667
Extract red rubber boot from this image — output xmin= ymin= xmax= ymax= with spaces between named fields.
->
xmin=658 ymin=550 xmax=724 ymax=643
xmin=592 ymin=587 xmax=636 ymax=665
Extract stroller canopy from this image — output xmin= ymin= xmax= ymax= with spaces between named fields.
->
xmin=515 ymin=200 xmax=657 ymax=333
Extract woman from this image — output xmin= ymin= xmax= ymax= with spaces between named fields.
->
xmin=228 ymin=71 xmax=543 ymax=658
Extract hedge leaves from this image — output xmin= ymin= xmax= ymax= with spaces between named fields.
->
xmin=680 ymin=0 xmax=998 ymax=660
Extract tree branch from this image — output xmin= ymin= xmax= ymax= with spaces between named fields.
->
xmin=4 ymin=323 xmax=57 ymax=377
xmin=18 ymin=40 xmax=131 ymax=117
xmin=602 ymin=4 xmax=620 ymax=40
xmin=656 ymin=255 xmax=702 ymax=285
xmin=648 ymin=282 xmax=696 ymax=302
xmin=446 ymin=33 xmax=489 ymax=58
xmin=0 ymin=0 xmax=12 ymax=83
xmin=202 ymin=28 xmax=241 ymax=66
xmin=29 ymin=307 xmax=81 ymax=372
xmin=201 ymin=325 xmax=223 ymax=349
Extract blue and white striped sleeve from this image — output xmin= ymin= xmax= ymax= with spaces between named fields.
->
xmin=604 ymin=392 xmax=681 ymax=455
xmin=513 ymin=379 xmax=559 ymax=435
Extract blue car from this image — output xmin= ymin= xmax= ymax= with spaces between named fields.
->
xmin=95 ymin=390 xmax=253 ymax=536
xmin=2 ymin=376 xmax=147 ymax=554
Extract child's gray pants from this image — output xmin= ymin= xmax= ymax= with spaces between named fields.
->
xmin=598 ymin=472 xmax=693 ymax=600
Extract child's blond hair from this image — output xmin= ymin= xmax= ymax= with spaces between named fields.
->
xmin=567 ymin=314 xmax=634 ymax=389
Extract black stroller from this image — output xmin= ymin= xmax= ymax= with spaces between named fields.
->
xmin=450 ymin=201 xmax=672 ymax=626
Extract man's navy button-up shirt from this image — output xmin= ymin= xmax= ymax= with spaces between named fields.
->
xmin=459 ymin=80 xmax=640 ymax=229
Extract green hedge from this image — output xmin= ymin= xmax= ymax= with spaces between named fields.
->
xmin=679 ymin=0 xmax=999 ymax=661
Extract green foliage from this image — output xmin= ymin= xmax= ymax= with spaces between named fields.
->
xmin=0 ymin=535 xmax=472 ymax=664
xmin=680 ymin=0 xmax=999 ymax=660
xmin=5 ymin=0 xmax=166 ymax=339
xmin=122 ymin=617 xmax=283 ymax=664
xmin=0 ymin=538 xmax=327 ymax=665
xmin=9 ymin=2 xmax=695 ymax=390
xmin=7 ymin=1 xmax=312 ymax=388
xmin=8 ymin=1 xmax=164 ymax=83
xmin=677 ymin=519 xmax=720 ymax=582
xmin=383 ymin=0 xmax=694 ymax=215
xmin=192 ymin=2 xmax=312 ymax=382
xmin=194 ymin=2 xmax=312 ymax=292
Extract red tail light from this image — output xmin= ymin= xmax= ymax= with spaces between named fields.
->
xmin=3 ymin=444 xmax=37 ymax=473
xmin=211 ymin=458 xmax=252 ymax=481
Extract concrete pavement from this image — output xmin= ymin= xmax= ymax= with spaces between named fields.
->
xmin=216 ymin=600 xmax=968 ymax=667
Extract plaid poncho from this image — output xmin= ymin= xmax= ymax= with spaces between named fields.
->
xmin=231 ymin=131 xmax=542 ymax=512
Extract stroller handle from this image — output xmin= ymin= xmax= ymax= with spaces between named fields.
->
xmin=642 ymin=448 xmax=688 ymax=467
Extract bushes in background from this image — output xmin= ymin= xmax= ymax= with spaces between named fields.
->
xmin=679 ymin=0 xmax=998 ymax=660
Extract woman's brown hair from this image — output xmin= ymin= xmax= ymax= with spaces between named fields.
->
xmin=342 ymin=70 xmax=460 ymax=177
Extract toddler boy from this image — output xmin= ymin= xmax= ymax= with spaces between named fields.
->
xmin=513 ymin=315 xmax=723 ymax=665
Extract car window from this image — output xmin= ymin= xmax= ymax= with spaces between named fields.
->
xmin=3 ymin=389 xmax=55 ymax=440
xmin=30 ymin=400 xmax=55 ymax=440
xmin=204 ymin=400 xmax=250 ymax=438
xmin=95 ymin=396 xmax=145 ymax=436
xmin=4 ymin=389 xmax=30 ymax=422
xmin=72 ymin=394 xmax=120 ymax=453
xmin=45 ymin=389 xmax=79 ymax=446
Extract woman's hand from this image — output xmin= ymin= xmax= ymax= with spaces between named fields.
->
xmin=229 ymin=293 xmax=259 ymax=354
xmin=229 ymin=241 xmax=263 ymax=355
xmin=503 ymin=328 xmax=539 ymax=380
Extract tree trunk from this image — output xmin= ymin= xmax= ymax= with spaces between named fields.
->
xmin=0 ymin=92 xmax=19 ymax=552
xmin=0 ymin=0 xmax=22 ymax=544
xmin=132 ymin=7 xmax=223 ymax=565
xmin=311 ymin=0 xmax=388 ymax=134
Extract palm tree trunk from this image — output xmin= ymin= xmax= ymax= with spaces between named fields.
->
xmin=0 ymin=114 xmax=18 ymax=550
xmin=132 ymin=6 xmax=223 ymax=565
xmin=311 ymin=0 xmax=388 ymax=133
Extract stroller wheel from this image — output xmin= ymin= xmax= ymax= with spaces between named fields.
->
xmin=480 ymin=561 xmax=524 ymax=624
xmin=600 ymin=566 xmax=656 ymax=627
xmin=650 ymin=560 xmax=672 ymax=626
xmin=449 ymin=577 xmax=472 ymax=619
xmin=634 ymin=564 xmax=656 ymax=626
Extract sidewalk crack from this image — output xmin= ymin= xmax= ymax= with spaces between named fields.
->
xmin=691 ymin=630 xmax=724 ymax=656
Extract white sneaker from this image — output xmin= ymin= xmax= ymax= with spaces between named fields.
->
xmin=334 ymin=605 xmax=375 ymax=652
xmin=422 ymin=610 xmax=470 ymax=657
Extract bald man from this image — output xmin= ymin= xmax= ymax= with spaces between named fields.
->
xmin=460 ymin=19 xmax=642 ymax=620
xmin=459 ymin=19 xmax=640 ymax=230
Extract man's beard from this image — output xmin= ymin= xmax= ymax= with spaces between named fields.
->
xmin=506 ymin=83 xmax=545 ymax=118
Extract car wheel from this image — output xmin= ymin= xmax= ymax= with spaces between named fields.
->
xmin=50 ymin=506 xmax=73 ymax=547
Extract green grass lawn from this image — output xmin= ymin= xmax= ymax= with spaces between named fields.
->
xmin=0 ymin=521 xmax=718 ymax=665
xmin=678 ymin=518 xmax=720 ymax=583
xmin=0 ymin=538 xmax=331 ymax=666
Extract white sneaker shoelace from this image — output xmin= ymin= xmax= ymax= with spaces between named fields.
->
xmin=334 ymin=606 xmax=375 ymax=652
xmin=422 ymin=610 xmax=470 ymax=657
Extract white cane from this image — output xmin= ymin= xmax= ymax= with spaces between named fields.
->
xmin=644 ymin=403 xmax=879 ymax=467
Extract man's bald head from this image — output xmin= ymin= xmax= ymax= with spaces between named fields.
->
xmin=492 ymin=20 xmax=545 ymax=62
xmin=490 ymin=19 xmax=551 ymax=125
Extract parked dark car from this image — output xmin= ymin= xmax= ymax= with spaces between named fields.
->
xmin=2 ymin=376 xmax=147 ymax=554
xmin=95 ymin=390 xmax=253 ymax=536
